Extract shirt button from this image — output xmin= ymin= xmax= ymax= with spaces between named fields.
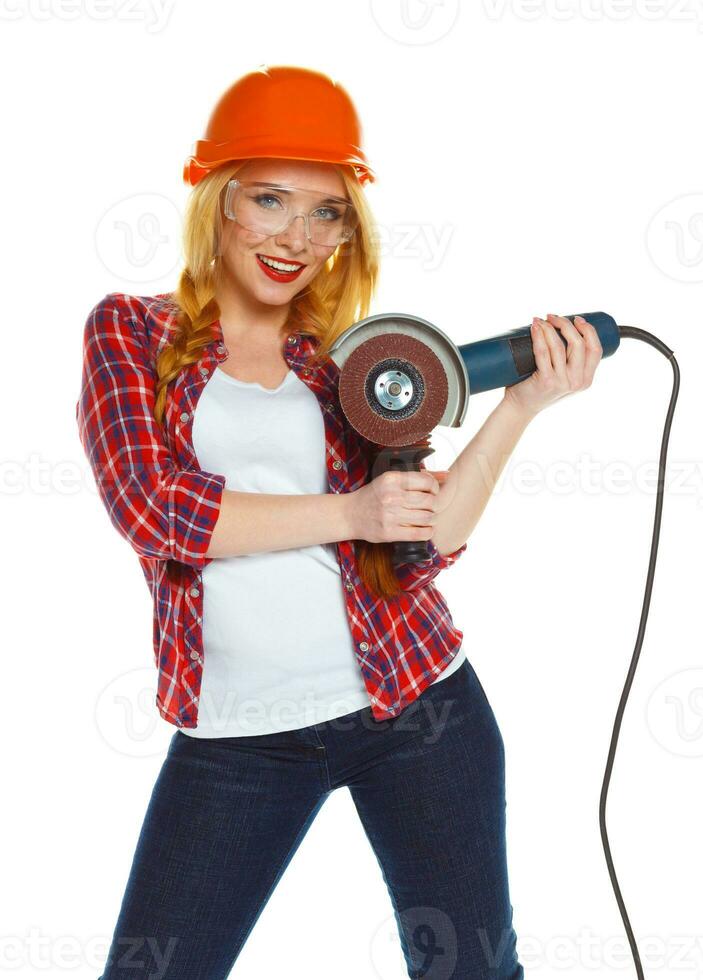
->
xmin=216 ymin=344 xmax=226 ymax=354
xmin=359 ymin=641 xmax=369 ymax=652
xmin=287 ymin=335 xmax=298 ymax=344
xmin=180 ymin=411 xmax=189 ymax=423
xmin=189 ymin=650 xmax=199 ymax=660
xmin=345 ymin=581 xmax=353 ymax=592
xmin=200 ymin=367 xmax=209 ymax=376
xmin=302 ymin=368 xmax=311 ymax=376
xmin=332 ymin=460 xmax=343 ymax=471
xmin=190 ymin=587 xmax=200 ymax=597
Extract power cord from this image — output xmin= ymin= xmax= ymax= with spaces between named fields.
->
xmin=598 ymin=326 xmax=680 ymax=980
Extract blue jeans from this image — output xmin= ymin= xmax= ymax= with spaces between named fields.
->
xmin=99 ymin=658 xmax=524 ymax=979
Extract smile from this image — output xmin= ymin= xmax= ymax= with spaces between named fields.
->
xmin=255 ymin=253 xmax=307 ymax=281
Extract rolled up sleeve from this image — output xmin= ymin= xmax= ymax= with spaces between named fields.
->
xmin=395 ymin=537 xmax=468 ymax=593
xmin=76 ymin=293 xmax=226 ymax=568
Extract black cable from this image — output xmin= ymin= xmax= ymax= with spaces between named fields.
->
xmin=598 ymin=326 xmax=680 ymax=980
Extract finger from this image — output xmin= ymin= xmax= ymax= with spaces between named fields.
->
xmin=546 ymin=313 xmax=585 ymax=387
xmin=574 ymin=315 xmax=604 ymax=384
xmin=419 ymin=470 xmax=444 ymax=492
xmin=536 ymin=317 xmax=568 ymax=374
xmin=400 ymin=507 xmax=437 ymax=527
xmin=405 ymin=491 xmax=439 ymax=511
xmin=530 ymin=318 xmax=553 ymax=375
xmin=534 ymin=316 xmax=567 ymax=381
xmin=392 ymin=470 xmax=441 ymax=494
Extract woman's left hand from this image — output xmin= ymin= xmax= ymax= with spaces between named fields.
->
xmin=503 ymin=313 xmax=604 ymax=420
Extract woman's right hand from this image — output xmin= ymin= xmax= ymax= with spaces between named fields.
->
xmin=345 ymin=469 xmax=448 ymax=544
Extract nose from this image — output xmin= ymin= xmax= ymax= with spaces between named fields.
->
xmin=274 ymin=212 xmax=309 ymax=252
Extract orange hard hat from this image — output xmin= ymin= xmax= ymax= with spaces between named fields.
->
xmin=183 ymin=64 xmax=376 ymax=187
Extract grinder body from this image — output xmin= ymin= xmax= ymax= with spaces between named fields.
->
xmin=461 ymin=312 xmax=620 ymax=394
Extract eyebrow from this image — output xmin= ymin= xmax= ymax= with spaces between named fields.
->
xmin=255 ymin=183 xmax=352 ymax=206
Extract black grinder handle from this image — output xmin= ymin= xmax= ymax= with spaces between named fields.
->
xmin=372 ymin=443 xmax=436 ymax=566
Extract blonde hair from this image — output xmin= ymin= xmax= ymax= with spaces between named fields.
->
xmin=155 ymin=160 xmax=408 ymax=599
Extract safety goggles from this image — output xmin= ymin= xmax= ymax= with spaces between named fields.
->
xmin=223 ymin=179 xmax=359 ymax=247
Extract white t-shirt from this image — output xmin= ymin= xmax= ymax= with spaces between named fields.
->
xmin=180 ymin=364 xmax=465 ymax=739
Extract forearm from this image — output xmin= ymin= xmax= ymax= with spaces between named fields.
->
xmin=205 ymin=489 xmax=354 ymax=559
xmin=432 ymin=396 xmax=535 ymax=555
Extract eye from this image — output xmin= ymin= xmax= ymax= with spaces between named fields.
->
xmin=312 ymin=206 xmax=342 ymax=222
xmin=253 ymin=193 xmax=283 ymax=210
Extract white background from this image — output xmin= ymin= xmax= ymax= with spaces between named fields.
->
xmin=2 ymin=1 xmax=702 ymax=977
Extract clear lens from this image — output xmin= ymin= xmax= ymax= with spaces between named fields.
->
xmin=224 ymin=180 xmax=358 ymax=246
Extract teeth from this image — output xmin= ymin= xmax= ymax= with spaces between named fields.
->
xmin=258 ymin=255 xmax=303 ymax=273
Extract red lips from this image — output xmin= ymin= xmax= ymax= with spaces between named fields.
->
xmin=256 ymin=253 xmax=306 ymax=283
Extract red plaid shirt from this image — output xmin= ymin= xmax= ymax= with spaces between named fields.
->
xmin=76 ymin=292 xmax=467 ymax=729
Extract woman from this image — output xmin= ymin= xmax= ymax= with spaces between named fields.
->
xmin=77 ymin=66 xmax=603 ymax=979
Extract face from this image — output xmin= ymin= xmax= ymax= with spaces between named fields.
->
xmin=216 ymin=158 xmax=351 ymax=311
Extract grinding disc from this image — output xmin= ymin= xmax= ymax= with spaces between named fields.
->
xmin=338 ymin=333 xmax=449 ymax=447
